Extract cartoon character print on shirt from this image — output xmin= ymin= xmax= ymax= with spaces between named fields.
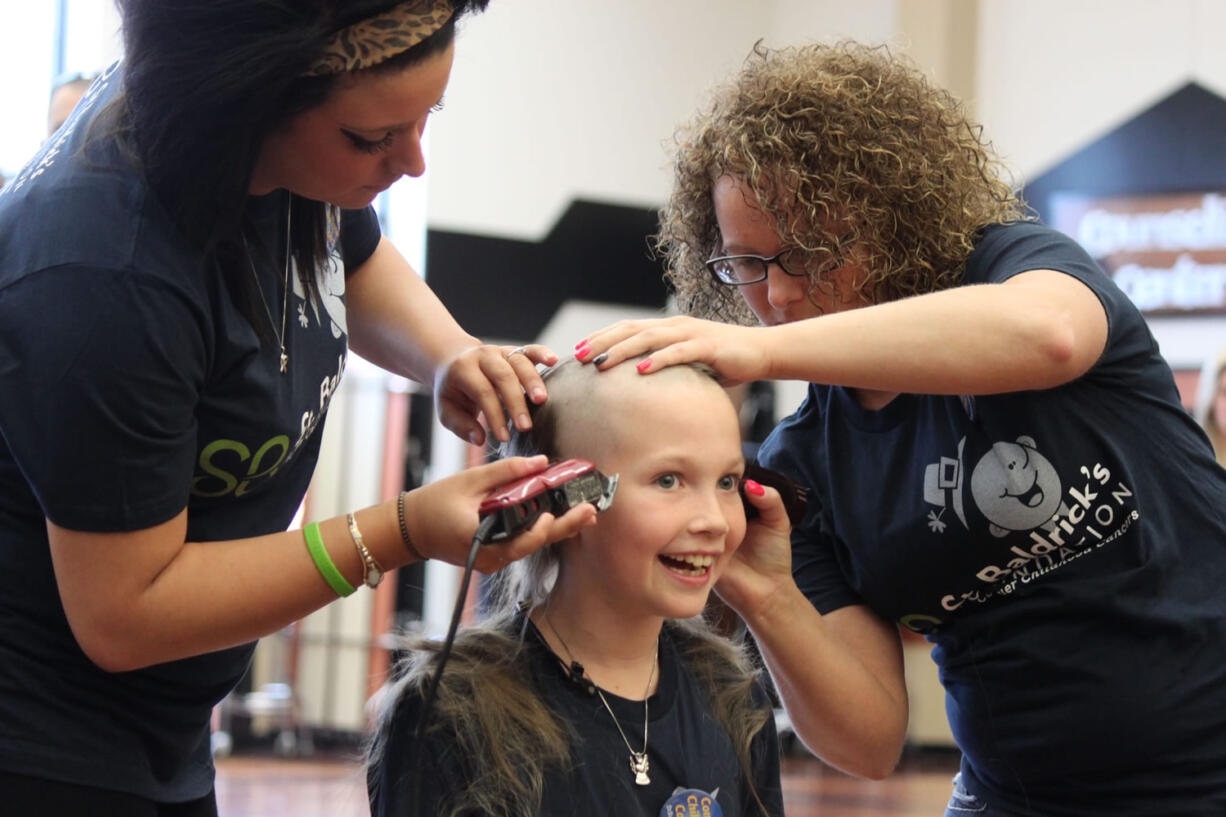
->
xmin=970 ymin=436 xmax=1065 ymax=537
xmin=292 ymin=206 xmax=347 ymax=339
xmin=289 ymin=238 xmax=348 ymax=451
xmin=903 ymin=433 xmax=1140 ymax=634
xmin=924 ymin=435 xmax=1069 ymax=538
xmin=922 ymin=437 xmax=966 ymax=533
xmin=297 ymin=232 xmax=347 ymax=339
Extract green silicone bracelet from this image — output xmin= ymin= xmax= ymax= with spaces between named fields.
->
xmin=303 ymin=521 xmax=355 ymax=598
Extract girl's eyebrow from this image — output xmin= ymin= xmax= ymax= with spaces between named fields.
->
xmin=641 ymin=452 xmax=746 ymax=471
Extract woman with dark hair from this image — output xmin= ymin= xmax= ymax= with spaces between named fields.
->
xmin=367 ymin=358 xmax=784 ymax=817
xmin=577 ymin=42 xmax=1226 ymax=816
xmin=0 ymin=2 xmax=595 ymax=814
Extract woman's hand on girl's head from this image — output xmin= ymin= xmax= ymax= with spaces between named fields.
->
xmin=714 ymin=480 xmax=795 ymax=622
xmin=573 ymin=316 xmax=769 ymax=386
xmin=433 ymin=343 xmax=559 ymax=447
xmin=402 ymin=455 xmax=596 ymax=573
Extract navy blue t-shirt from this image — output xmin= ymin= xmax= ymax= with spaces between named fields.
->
xmin=370 ymin=622 xmax=783 ymax=817
xmin=0 ymin=62 xmax=381 ymax=801
xmin=758 ymin=222 xmax=1226 ymax=816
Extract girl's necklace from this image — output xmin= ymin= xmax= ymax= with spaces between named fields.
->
xmin=542 ymin=609 xmax=657 ymax=786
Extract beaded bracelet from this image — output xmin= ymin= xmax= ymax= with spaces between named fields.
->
xmin=397 ymin=491 xmax=427 ymax=562
xmin=303 ymin=521 xmax=356 ymax=597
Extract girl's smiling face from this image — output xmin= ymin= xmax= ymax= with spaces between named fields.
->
xmin=553 ymin=365 xmax=746 ymax=624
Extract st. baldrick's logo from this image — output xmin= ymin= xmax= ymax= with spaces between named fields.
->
xmin=902 ymin=435 xmax=1135 ymax=633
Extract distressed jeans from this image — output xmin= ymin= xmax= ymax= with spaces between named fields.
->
xmin=944 ymin=772 xmax=1027 ymax=817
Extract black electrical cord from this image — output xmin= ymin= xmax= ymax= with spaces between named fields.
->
xmin=408 ymin=513 xmax=498 ymax=817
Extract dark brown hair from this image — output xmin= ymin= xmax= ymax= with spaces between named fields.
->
xmin=112 ymin=0 xmax=488 ymax=338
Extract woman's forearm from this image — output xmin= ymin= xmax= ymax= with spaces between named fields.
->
xmin=742 ymin=584 xmax=909 ymax=779
xmin=50 ymin=456 xmax=594 ymax=672
xmin=51 ymin=501 xmax=410 ymax=672
xmin=762 ymin=271 xmax=1108 ymax=395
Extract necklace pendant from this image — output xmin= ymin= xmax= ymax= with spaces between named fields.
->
xmin=279 ymin=350 xmax=288 ymax=374
xmin=630 ymin=752 xmax=651 ymax=786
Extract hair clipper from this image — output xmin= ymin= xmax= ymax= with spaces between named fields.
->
xmin=477 ymin=458 xmax=618 ymax=544
xmin=742 ymin=460 xmax=810 ymax=526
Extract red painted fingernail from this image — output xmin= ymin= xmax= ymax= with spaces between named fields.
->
xmin=745 ymin=479 xmax=765 ymax=496
xmin=575 ymin=346 xmax=591 ymax=361
xmin=574 ymin=339 xmax=590 ymax=351
xmin=636 ymin=358 xmax=652 ymax=373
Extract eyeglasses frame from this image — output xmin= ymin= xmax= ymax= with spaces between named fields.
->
xmin=705 ymin=236 xmax=853 ymax=288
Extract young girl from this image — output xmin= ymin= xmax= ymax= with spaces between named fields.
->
xmin=367 ymin=359 xmax=785 ymax=817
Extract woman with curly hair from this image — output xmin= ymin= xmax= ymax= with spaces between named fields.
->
xmin=367 ymin=359 xmax=784 ymax=817
xmin=577 ymin=41 xmax=1226 ymax=817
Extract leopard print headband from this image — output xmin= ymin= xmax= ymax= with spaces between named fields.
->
xmin=304 ymin=0 xmax=455 ymax=77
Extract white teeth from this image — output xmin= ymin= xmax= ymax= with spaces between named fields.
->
xmin=666 ymin=554 xmax=715 ymax=568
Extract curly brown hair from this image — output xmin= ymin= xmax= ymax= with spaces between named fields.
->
xmin=658 ymin=40 xmax=1030 ymax=324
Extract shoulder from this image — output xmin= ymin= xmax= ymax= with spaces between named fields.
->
xmin=0 ymin=153 xmax=201 ymax=310
xmin=0 ymin=67 xmax=164 ymax=284
xmin=757 ymin=384 xmax=826 ymax=478
xmin=371 ymin=620 xmax=572 ymax=816
xmin=380 ymin=620 xmax=552 ymax=729
xmin=422 ymin=623 xmax=530 ymax=696
xmin=666 ymin=621 xmax=760 ymax=691
xmin=376 ymin=624 xmax=532 ymax=749
xmin=972 ymin=221 xmax=1074 ymax=253
xmin=964 ymin=221 xmax=1102 ymax=285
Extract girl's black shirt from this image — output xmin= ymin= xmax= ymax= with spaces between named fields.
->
xmin=371 ymin=623 xmax=784 ymax=817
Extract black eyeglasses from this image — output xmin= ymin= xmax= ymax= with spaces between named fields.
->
xmin=706 ymin=239 xmax=851 ymax=287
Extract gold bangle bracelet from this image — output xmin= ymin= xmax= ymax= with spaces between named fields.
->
xmin=346 ymin=512 xmax=384 ymax=589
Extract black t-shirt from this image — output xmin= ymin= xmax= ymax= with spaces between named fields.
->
xmin=758 ymin=222 xmax=1226 ymax=816
xmin=0 ymin=62 xmax=381 ymax=801
xmin=370 ymin=622 xmax=784 ymax=817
